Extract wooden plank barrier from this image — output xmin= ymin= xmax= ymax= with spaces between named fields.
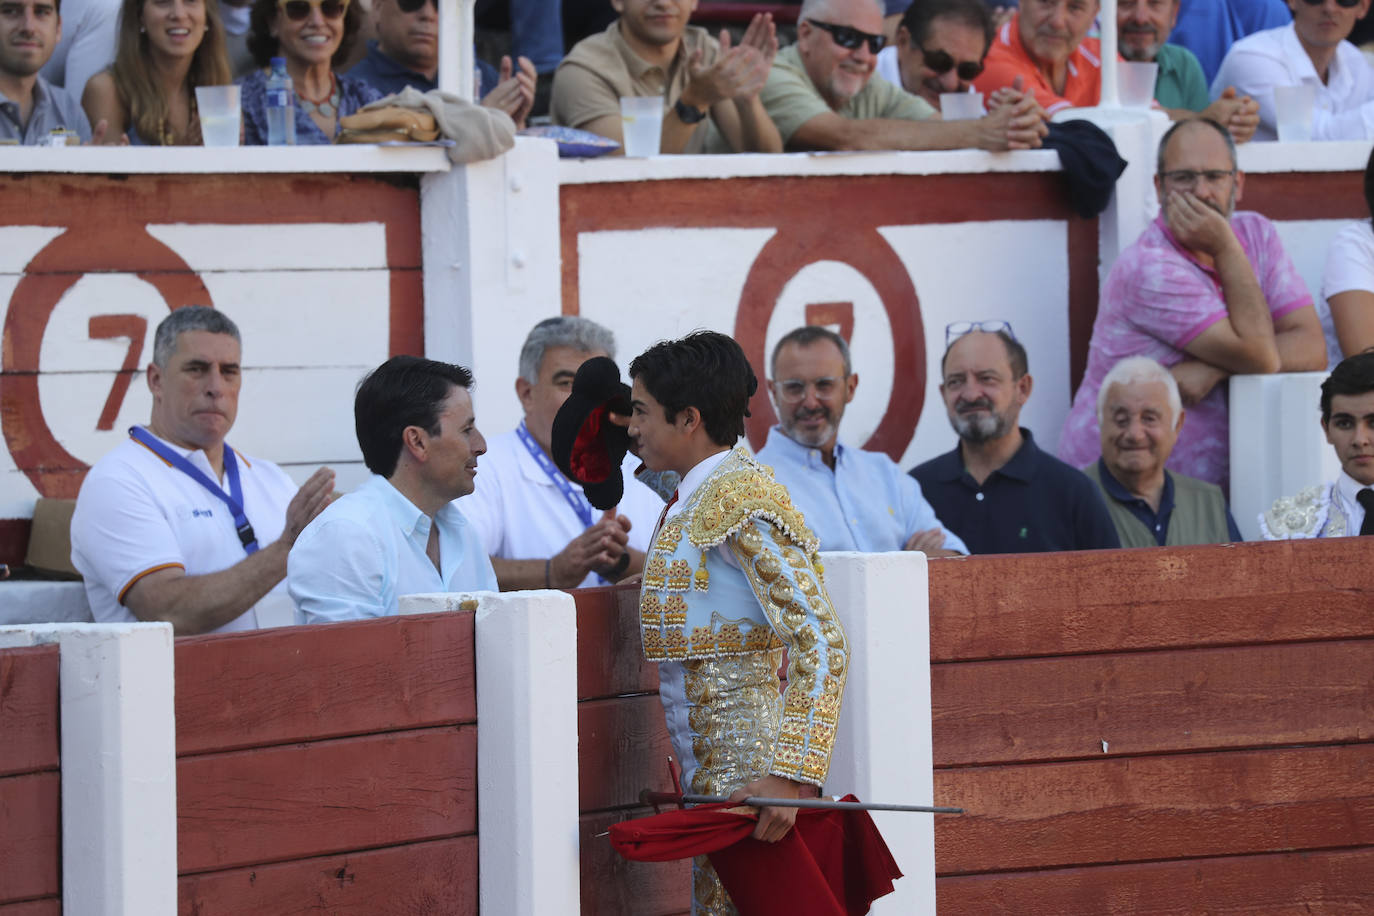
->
xmin=172 ymin=612 xmax=480 ymax=915
xmin=0 ymin=645 xmax=60 ymax=913
xmin=928 ymin=538 xmax=1374 ymax=914
xmin=576 ymin=538 xmax=1374 ymax=914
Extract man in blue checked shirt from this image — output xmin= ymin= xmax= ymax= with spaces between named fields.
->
xmin=755 ymin=325 xmax=967 ymax=557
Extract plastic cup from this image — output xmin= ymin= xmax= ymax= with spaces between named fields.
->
xmin=196 ymin=85 xmax=241 ymax=147
xmin=1273 ymin=84 xmax=1316 ymax=142
xmin=619 ymin=95 xmax=663 ymax=157
xmin=1118 ymin=62 xmax=1159 ymax=109
xmin=940 ymin=91 xmax=985 ymax=121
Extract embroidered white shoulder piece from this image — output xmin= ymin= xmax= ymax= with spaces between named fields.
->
xmin=1259 ymin=482 xmax=1346 ymax=539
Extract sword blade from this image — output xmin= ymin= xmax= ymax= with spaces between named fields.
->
xmin=679 ymin=794 xmax=963 ymax=814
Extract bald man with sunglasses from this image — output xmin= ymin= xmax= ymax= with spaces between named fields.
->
xmin=348 ymin=0 xmax=536 ymax=127
xmin=760 ymin=0 xmax=1046 ymax=152
xmin=1211 ymin=0 xmax=1374 ymax=140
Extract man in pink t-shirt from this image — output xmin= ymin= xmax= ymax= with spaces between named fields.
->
xmin=1060 ymin=118 xmax=1326 ymax=488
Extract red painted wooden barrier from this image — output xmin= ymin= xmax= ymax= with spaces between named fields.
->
xmin=0 ymin=645 xmax=60 ymax=912
xmin=173 ymin=612 xmax=479 ymax=914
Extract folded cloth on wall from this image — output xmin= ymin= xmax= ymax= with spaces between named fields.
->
xmin=609 ymin=795 xmax=903 ymax=915
xmin=342 ymin=86 xmax=516 ymax=163
xmin=1042 ymin=120 xmax=1129 ymax=219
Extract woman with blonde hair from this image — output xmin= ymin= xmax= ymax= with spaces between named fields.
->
xmin=83 ymin=0 xmax=232 ymax=144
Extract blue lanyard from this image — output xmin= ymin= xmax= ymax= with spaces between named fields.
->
xmin=129 ymin=426 xmax=260 ymax=555
xmin=515 ymin=421 xmax=595 ymax=528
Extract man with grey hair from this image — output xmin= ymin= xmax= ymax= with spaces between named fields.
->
xmin=1083 ymin=356 xmax=1242 ymax=546
xmin=460 ymin=316 xmax=663 ymax=589
xmin=756 ymin=324 xmax=965 ymax=555
xmin=1059 ymin=117 xmax=1326 ymax=489
xmin=70 ymin=306 xmax=335 ymax=634
xmin=758 ymin=0 xmax=1047 ymax=152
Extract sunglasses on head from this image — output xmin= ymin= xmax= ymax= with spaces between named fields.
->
xmin=921 ymin=47 xmax=983 ymax=81
xmin=279 ymin=0 xmax=348 ymax=21
xmin=1299 ymin=0 xmax=1362 ymax=7
xmin=395 ymin=0 xmax=437 ymax=12
xmin=806 ymin=19 xmax=886 ymax=53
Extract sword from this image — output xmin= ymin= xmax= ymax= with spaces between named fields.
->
xmin=638 ymin=788 xmax=963 ymax=815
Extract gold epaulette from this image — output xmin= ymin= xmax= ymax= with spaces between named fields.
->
xmin=686 ymin=449 xmax=818 ymax=554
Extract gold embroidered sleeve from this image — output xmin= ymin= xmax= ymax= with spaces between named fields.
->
xmin=729 ymin=518 xmax=847 ymax=787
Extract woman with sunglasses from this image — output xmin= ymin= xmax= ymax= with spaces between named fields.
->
xmin=240 ymin=0 xmax=381 ymax=143
xmin=82 ymin=0 xmax=233 ymax=144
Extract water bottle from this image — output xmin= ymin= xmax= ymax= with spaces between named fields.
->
xmin=265 ymin=57 xmax=295 ymax=146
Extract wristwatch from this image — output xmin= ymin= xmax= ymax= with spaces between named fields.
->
xmin=674 ymin=98 xmax=707 ymax=124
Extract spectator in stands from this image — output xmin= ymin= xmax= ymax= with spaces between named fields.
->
xmin=347 ymin=0 xmax=537 ymax=128
xmin=551 ymin=2 xmax=782 ymax=153
xmin=972 ymin=0 xmax=1102 ymax=115
xmin=70 ymin=307 xmax=336 ymax=635
xmin=83 ymin=0 xmax=231 ymax=144
xmin=1211 ymin=0 xmax=1374 ymax=141
xmin=756 ymin=325 xmax=967 ymax=555
xmin=289 ymin=356 xmax=497 ymax=624
xmin=0 ymin=0 xmax=94 ymax=141
xmin=1169 ymin=0 xmax=1293 ymax=85
xmin=240 ymin=0 xmax=381 ymax=144
xmin=761 ymin=0 xmax=1046 ymax=151
xmin=1327 ymin=146 xmax=1374 ymax=355
xmin=875 ymin=0 xmax=990 ymax=110
xmin=38 ymin=0 xmax=116 ymax=98
xmin=219 ymin=0 xmax=257 ymax=77
xmin=1085 ymin=356 xmax=1242 ymax=546
xmin=911 ymin=325 xmax=1120 ymax=553
xmin=1059 ymin=119 xmax=1326 ymax=488
xmin=459 ymin=317 xmax=663 ymax=590
xmin=1261 ymin=350 xmax=1374 ymax=538
xmin=1118 ymin=0 xmax=1261 ymax=141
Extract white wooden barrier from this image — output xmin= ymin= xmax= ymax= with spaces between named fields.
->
xmin=823 ymin=551 xmax=937 ymax=912
xmin=398 ymin=589 xmax=581 ymax=916
xmin=1229 ymin=372 xmax=1341 ymax=540
xmin=0 ymin=622 xmax=177 ymax=916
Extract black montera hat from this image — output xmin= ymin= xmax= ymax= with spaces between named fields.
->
xmin=551 ymin=356 xmax=632 ymax=510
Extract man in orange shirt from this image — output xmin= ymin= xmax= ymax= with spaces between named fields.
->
xmin=973 ymin=0 xmax=1101 ymax=115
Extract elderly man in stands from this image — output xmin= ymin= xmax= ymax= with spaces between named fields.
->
xmin=756 ymin=325 xmax=967 ymax=556
xmin=0 ymin=0 xmax=93 ymax=142
xmin=1261 ymin=351 xmax=1374 ymax=538
xmin=70 ymin=307 xmax=336 ymax=635
xmin=289 ymin=356 xmax=497 ymax=624
xmin=1059 ymin=119 xmax=1326 ymax=488
xmin=347 ymin=0 xmax=537 ymax=128
xmin=1118 ymin=0 xmax=1260 ymax=140
xmin=874 ymin=0 xmax=991 ymax=109
xmin=911 ymin=324 xmax=1120 ymax=553
xmin=1085 ymin=356 xmax=1242 ymax=546
xmin=1211 ymin=0 xmax=1374 ymax=141
xmin=460 ymin=317 xmax=663 ymax=589
xmin=759 ymin=0 xmax=1046 ymax=151
xmin=551 ymin=1 xmax=782 ymax=153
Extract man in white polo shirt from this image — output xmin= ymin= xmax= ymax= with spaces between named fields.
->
xmin=70 ymin=307 xmax=335 ymax=635
xmin=460 ymin=316 xmax=663 ymax=589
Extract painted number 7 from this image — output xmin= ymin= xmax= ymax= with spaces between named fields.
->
xmin=88 ymin=314 xmax=148 ymax=432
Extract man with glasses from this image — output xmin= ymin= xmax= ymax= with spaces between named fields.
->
xmin=347 ymin=0 xmax=537 ymax=128
xmin=1211 ymin=0 xmax=1374 ymax=140
xmin=911 ymin=324 xmax=1119 ymax=553
xmin=874 ymin=0 xmax=991 ymax=109
xmin=756 ymin=325 xmax=966 ymax=556
xmin=1059 ymin=119 xmax=1326 ymax=488
xmin=551 ymin=2 xmax=782 ymax=153
xmin=759 ymin=0 xmax=1046 ymax=151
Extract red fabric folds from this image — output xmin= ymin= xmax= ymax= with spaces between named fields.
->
xmin=608 ymin=795 xmax=903 ymax=915
xmin=569 ymin=405 xmax=611 ymax=483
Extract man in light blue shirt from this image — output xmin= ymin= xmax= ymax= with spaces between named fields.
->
xmin=755 ymin=326 xmax=966 ymax=556
xmin=289 ymin=356 xmax=498 ymax=624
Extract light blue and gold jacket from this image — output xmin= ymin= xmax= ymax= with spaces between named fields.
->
xmin=639 ymin=446 xmax=847 ymax=786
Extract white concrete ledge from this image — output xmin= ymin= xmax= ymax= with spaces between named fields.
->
xmin=1237 ymin=139 xmax=1373 ymax=174
xmin=0 ymin=144 xmax=452 ymax=174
